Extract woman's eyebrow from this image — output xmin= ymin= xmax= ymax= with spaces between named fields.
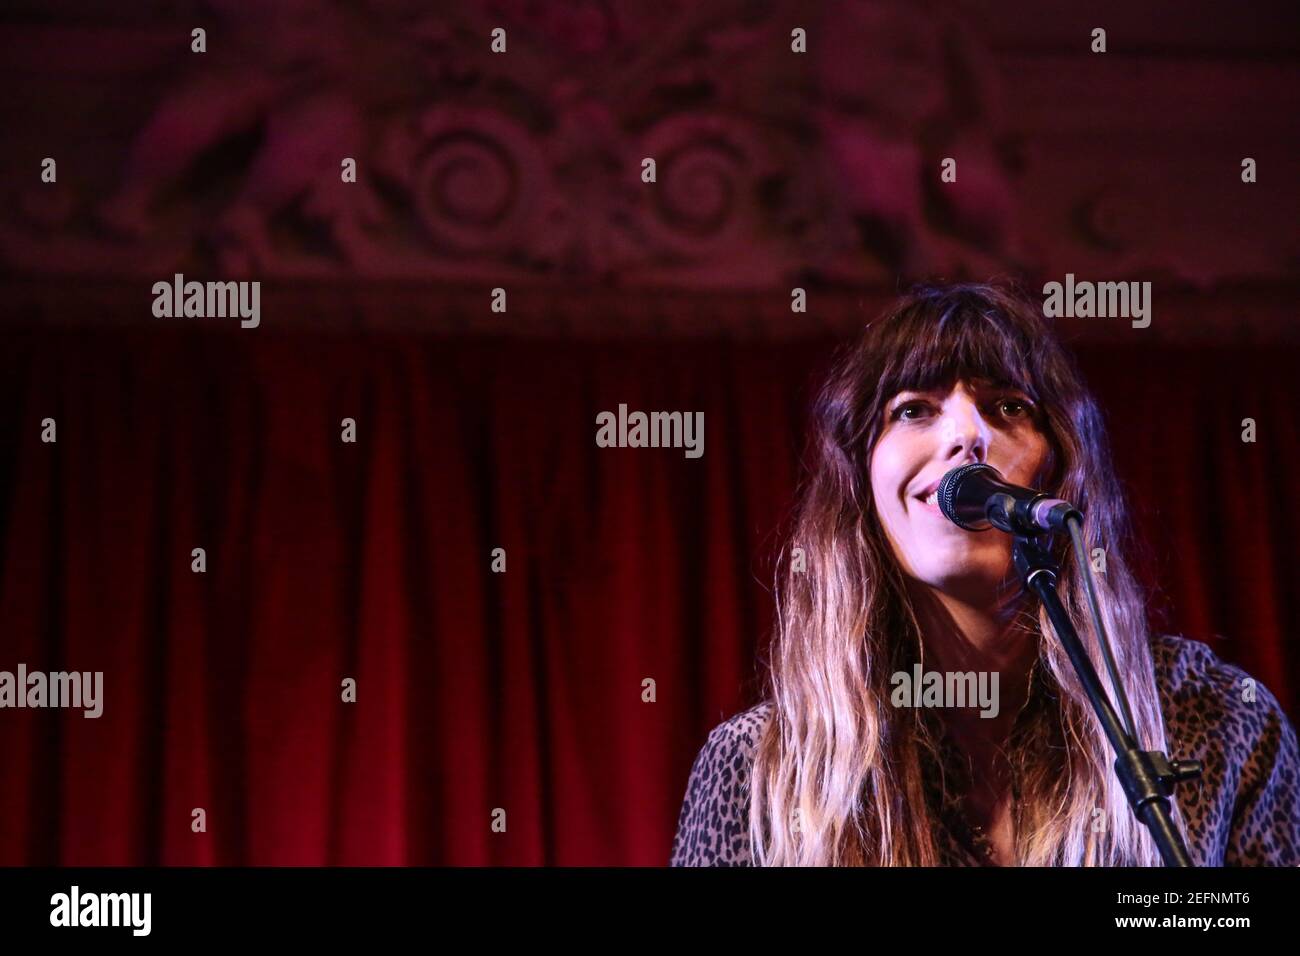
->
xmin=886 ymin=389 xmax=932 ymax=405
xmin=889 ymin=380 xmax=1031 ymax=401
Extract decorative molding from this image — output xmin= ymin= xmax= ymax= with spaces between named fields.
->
xmin=0 ymin=2 xmax=1294 ymax=290
xmin=0 ymin=1 xmax=1022 ymax=283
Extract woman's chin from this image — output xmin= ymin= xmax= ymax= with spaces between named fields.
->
xmin=913 ymin=563 xmax=1015 ymax=606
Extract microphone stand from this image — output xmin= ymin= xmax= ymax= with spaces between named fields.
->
xmin=1011 ymin=534 xmax=1201 ymax=867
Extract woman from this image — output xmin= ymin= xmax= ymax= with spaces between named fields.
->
xmin=670 ymin=282 xmax=1300 ymax=866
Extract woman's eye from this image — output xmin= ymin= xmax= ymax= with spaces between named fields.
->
xmin=889 ymin=396 xmax=1034 ymax=423
xmin=892 ymin=401 xmax=932 ymax=421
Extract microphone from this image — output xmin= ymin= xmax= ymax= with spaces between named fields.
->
xmin=936 ymin=462 xmax=1082 ymax=536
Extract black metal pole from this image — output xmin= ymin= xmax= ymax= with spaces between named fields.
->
xmin=1012 ymin=535 xmax=1200 ymax=867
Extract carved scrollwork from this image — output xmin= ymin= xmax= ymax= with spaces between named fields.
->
xmin=634 ymin=113 xmax=776 ymax=261
xmin=0 ymin=0 xmax=1036 ymax=284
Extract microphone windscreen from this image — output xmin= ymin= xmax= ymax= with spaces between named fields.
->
xmin=937 ymin=462 xmax=1000 ymax=530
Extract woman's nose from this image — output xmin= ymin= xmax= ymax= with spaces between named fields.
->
xmin=940 ymin=400 xmax=989 ymax=462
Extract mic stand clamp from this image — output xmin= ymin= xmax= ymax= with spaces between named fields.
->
xmin=1011 ymin=534 xmax=1201 ymax=867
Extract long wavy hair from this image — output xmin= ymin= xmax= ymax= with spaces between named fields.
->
xmin=750 ymin=281 xmax=1180 ymax=866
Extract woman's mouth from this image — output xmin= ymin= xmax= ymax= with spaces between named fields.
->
xmin=911 ymin=480 xmax=945 ymax=516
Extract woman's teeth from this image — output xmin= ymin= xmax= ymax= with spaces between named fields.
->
xmin=924 ymin=490 xmax=939 ymax=506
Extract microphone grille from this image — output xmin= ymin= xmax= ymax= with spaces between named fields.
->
xmin=937 ymin=462 xmax=996 ymax=529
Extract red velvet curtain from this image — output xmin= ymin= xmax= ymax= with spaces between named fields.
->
xmin=2 ymin=294 xmax=1297 ymax=865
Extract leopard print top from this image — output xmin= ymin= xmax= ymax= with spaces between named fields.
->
xmin=670 ymin=633 xmax=1300 ymax=866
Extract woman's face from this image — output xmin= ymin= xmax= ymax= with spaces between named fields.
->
xmin=868 ymin=378 xmax=1052 ymax=605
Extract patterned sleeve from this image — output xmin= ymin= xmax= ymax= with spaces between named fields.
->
xmin=1166 ymin=636 xmax=1300 ymax=866
xmin=669 ymin=708 xmax=765 ymax=866
xmin=1223 ymin=677 xmax=1300 ymax=866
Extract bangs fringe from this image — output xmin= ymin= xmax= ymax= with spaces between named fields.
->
xmin=872 ymin=285 xmax=1044 ymax=407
